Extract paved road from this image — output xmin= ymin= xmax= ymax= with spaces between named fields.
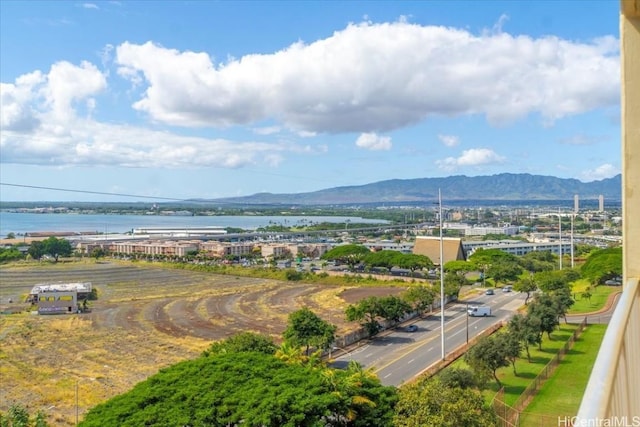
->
xmin=333 ymin=290 xmax=527 ymax=386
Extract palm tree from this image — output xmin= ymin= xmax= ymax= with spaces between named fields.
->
xmin=275 ymin=342 xmax=306 ymax=365
xmin=322 ymin=361 xmax=377 ymax=424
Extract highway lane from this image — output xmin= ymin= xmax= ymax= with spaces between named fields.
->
xmin=333 ymin=290 xmax=527 ymax=386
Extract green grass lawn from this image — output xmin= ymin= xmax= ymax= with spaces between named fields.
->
xmin=518 ymin=324 xmax=607 ymax=426
xmin=446 ymin=324 xmax=580 ymax=407
xmin=568 ymin=282 xmax=618 ymax=314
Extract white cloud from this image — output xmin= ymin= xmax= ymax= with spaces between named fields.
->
xmin=253 ymin=126 xmax=281 ymax=135
xmin=580 ymin=163 xmax=620 ymax=181
xmin=0 ymin=72 xmax=45 ymax=132
xmin=0 ymin=64 xmax=298 ymax=169
xmin=436 ymin=148 xmax=506 ymax=171
xmin=1 ymin=120 xmax=292 ymax=169
xmin=355 ymin=132 xmax=392 ymax=151
xmin=82 ymin=3 xmax=99 ymax=10
xmin=114 ymin=22 xmax=619 ymax=133
xmin=438 ymin=134 xmax=459 ymax=147
xmin=44 ymin=61 xmax=107 ymax=121
xmin=1 ymin=61 xmax=105 ymax=131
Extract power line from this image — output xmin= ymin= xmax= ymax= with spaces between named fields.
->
xmin=0 ymin=183 xmax=188 ymax=202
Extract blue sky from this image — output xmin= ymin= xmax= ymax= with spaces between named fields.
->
xmin=0 ymin=1 xmax=621 ymax=202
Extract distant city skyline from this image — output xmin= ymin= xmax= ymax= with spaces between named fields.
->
xmin=0 ymin=1 xmax=621 ymax=202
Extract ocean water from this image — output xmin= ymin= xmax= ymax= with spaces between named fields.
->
xmin=0 ymin=212 xmax=388 ymax=237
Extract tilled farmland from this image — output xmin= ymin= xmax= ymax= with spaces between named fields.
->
xmin=0 ymin=261 xmax=404 ymax=425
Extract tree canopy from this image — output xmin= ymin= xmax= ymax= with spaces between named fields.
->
xmin=464 ymin=334 xmax=511 ymax=388
xmin=403 ymin=285 xmax=436 ymax=316
xmin=27 ymin=237 xmax=73 ymax=261
xmin=468 ymin=248 xmax=517 ymax=267
xmin=580 ymin=247 xmax=622 ymax=284
xmin=345 ymin=295 xmax=412 ymax=337
xmin=283 ymin=307 xmax=337 ymax=355
xmin=81 ymin=336 xmax=397 ymax=427
xmin=394 ymin=377 xmax=496 ymax=427
xmin=322 ymin=244 xmax=371 ymax=268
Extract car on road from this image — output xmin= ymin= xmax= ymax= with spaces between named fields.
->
xmin=485 ymin=289 xmax=495 ymax=295
xmin=405 ymin=325 xmax=418 ymax=332
xmin=467 ymin=306 xmax=492 ymax=317
xmin=502 ymin=285 xmax=512 ymax=292
xmin=605 ymin=278 xmax=622 ymax=286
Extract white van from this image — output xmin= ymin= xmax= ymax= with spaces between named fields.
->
xmin=467 ymin=306 xmax=491 ymax=317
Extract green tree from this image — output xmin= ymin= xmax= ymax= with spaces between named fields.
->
xmin=403 ymin=285 xmax=435 ymax=316
xmin=41 ymin=236 xmax=73 ymax=262
xmin=580 ymin=247 xmax=622 ymax=284
xmin=497 ymin=333 xmax=522 ymax=375
xmin=527 ymin=294 xmax=559 ymax=345
xmin=513 ymin=275 xmax=537 ymax=305
xmin=443 ymin=272 xmax=466 ymax=298
xmin=324 ymin=360 xmax=398 ymax=426
xmin=443 ymin=260 xmax=474 ymax=276
xmin=81 ymin=351 xmax=396 ymax=427
xmin=534 ymin=270 xmax=571 ymax=293
xmin=438 ymin=367 xmax=477 ymax=389
xmin=517 ymin=250 xmax=557 ymax=273
xmin=275 ymin=341 xmax=307 ymax=365
xmin=487 ymin=260 xmax=523 ymax=286
xmin=394 ymin=377 xmax=496 ymax=427
xmin=363 ymin=250 xmax=402 ymax=270
xmin=322 ymin=244 xmax=371 ymax=269
xmin=507 ymin=313 xmax=541 ymax=362
xmin=346 ymin=296 xmax=383 ymax=337
xmin=468 ymin=248 xmax=517 ymax=267
xmin=90 ymin=247 xmax=106 ymax=260
xmin=202 ymin=332 xmax=277 ymax=357
xmin=0 ymin=404 xmax=47 ymax=427
xmin=551 ymin=287 xmax=575 ymax=324
xmin=395 ymin=254 xmax=434 ymax=276
xmin=28 ymin=240 xmax=45 ymax=260
xmin=464 ymin=334 xmax=510 ymax=388
xmin=283 ymin=307 xmax=337 ymax=355
xmin=377 ymin=295 xmax=412 ymax=325
xmin=0 ymin=247 xmax=24 ymax=263
xmin=6 ymin=232 xmax=15 ymax=239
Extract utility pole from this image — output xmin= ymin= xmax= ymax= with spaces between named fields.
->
xmin=439 ymin=189 xmax=445 ymax=361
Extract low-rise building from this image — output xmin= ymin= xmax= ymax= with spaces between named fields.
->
xmin=27 ymin=282 xmax=92 ymax=315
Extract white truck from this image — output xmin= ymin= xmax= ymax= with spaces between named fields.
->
xmin=467 ymin=306 xmax=491 ymax=317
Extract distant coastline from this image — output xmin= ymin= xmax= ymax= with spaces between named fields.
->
xmin=0 ymin=211 xmax=388 ymax=237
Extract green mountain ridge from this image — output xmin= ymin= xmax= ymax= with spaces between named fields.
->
xmin=205 ymin=173 xmax=621 ymax=205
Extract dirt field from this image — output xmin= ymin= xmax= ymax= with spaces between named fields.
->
xmin=0 ymin=261 xmax=405 ymax=425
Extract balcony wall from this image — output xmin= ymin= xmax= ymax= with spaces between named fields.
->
xmin=576 ymin=278 xmax=640 ymax=420
xmin=576 ymin=1 xmax=640 ymax=421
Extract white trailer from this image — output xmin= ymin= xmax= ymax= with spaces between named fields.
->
xmin=467 ymin=306 xmax=491 ymax=317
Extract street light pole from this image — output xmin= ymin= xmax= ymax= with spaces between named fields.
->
xmin=558 ymin=208 xmax=563 ymax=270
xmin=570 ymin=213 xmax=575 ymax=269
xmin=439 ymin=189 xmax=445 ymax=361
xmin=466 ymin=301 xmax=469 ymax=345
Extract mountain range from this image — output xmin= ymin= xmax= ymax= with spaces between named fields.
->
xmin=204 ymin=173 xmax=622 ymax=206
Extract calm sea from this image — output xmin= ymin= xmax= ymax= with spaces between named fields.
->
xmin=0 ymin=212 xmax=387 ymax=237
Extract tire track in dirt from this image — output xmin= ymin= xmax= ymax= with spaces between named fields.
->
xmin=235 ymin=284 xmax=286 ymax=336
xmin=143 ymin=299 xmax=185 ymax=337
xmin=164 ymin=298 xmax=220 ymax=340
